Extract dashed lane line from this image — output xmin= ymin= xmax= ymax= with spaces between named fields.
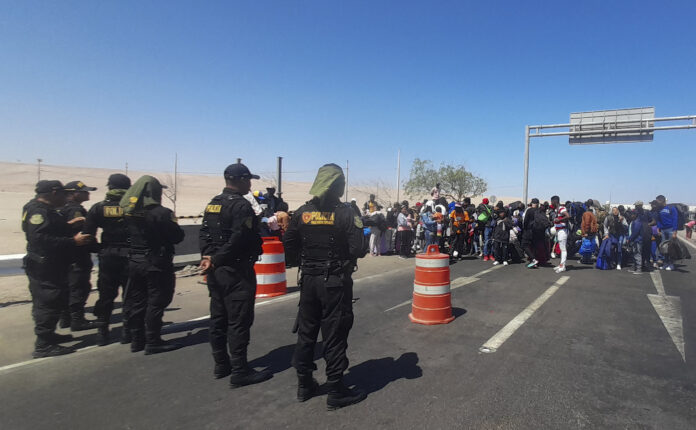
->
xmin=480 ymin=275 xmax=570 ymax=353
xmin=384 ymin=265 xmax=503 ymax=312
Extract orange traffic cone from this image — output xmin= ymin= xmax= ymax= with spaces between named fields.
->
xmin=254 ymin=237 xmax=287 ymax=298
xmin=409 ymin=244 xmax=455 ymax=325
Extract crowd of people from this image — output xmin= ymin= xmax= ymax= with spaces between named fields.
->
xmin=356 ymin=191 xmax=691 ymax=274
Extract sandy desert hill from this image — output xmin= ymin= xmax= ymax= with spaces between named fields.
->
xmin=0 ymin=161 xmax=517 ymax=255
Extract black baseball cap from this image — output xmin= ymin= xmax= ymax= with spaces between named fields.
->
xmin=531 ymin=198 xmax=540 ymax=204
xmin=35 ymin=180 xmax=64 ymax=194
xmin=107 ymin=173 xmax=131 ymax=190
xmin=64 ymin=181 xmax=97 ymax=192
xmin=224 ymin=163 xmax=259 ymax=180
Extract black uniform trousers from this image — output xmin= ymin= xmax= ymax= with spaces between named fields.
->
xmin=124 ymin=260 xmax=175 ymax=344
xmin=25 ymin=261 xmax=69 ymax=347
xmin=292 ymin=271 xmax=354 ymax=381
xmin=66 ymin=257 xmax=93 ymax=316
xmin=93 ymin=251 xmax=129 ymax=325
xmin=207 ymin=264 xmax=256 ymax=372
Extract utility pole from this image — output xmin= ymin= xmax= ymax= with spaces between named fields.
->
xmin=396 ymin=149 xmax=401 ymax=203
xmin=37 ymin=158 xmax=42 ymax=181
xmin=277 ymin=156 xmax=283 ymax=198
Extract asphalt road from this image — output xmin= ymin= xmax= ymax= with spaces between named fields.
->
xmin=1 ymin=244 xmax=695 ymax=429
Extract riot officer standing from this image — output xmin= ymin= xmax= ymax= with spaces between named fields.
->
xmin=60 ymin=180 xmax=101 ymax=331
xmin=199 ymin=163 xmax=272 ymax=387
xmin=22 ymin=180 xmax=94 ymax=357
xmin=284 ymin=163 xmax=367 ymax=410
xmin=83 ymin=173 xmax=132 ymax=346
xmin=120 ymin=175 xmax=184 ymax=354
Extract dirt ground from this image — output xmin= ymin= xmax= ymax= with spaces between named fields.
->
xmin=0 ymin=161 xmax=517 ymax=255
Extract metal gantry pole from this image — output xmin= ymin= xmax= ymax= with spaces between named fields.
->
xmin=523 ymin=126 xmax=530 ymax=205
xmin=396 ymin=149 xmax=401 ymax=203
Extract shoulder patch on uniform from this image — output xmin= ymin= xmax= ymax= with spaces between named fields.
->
xmin=103 ymin=206 xmax=123 ymax=217
xmin=244 ymin=217 xmax=253 ymax=229
xmin=29 ymin=214 xmax=44 ymax=225
xmin=22 ymin=211 xmax=27 ymax=222
xmin=73 ymin=211 xmax=84 ymax=219
xmin=301 ymin=211 xmax=335 ymax=225
xmin=205 ymin=204 xmax=222 ymax=213
xmin=354 ymin=215 xmax=363 ymax=229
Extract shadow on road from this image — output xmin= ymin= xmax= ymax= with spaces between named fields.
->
xmin=344 ymin=352 xmax=422 ymax=395
xmin=452 ymin=307 xmax=467 ymax=319
xmin=248 ymin=342 xmax=324 ymax=375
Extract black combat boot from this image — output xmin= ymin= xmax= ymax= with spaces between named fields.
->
xmin=46 ymin=332 xmax=74 ymax=344
xmin=326 ymin=378 xmax=367 ymax=411
xmin=120 ymin=327 xmax=132 ymax=344
xmin=59 ymin=312 xmax=71 ymax=329
xmin=144 ymin=339 xmax=182 ymax=355
xmin=297 ymin=372 xmax=319 ymax=402
xmin=213 ymin=351 xmax=232 ymax=379
xmin=96 ymin=321 xmax=110 ymax=346
xmin=229 ymin=368 xmax=273 ymax=389
xmin=130 ymin=330 xmax=145 ymax=353
xmin=32 ymin=337 xmax=74 ymax=359
xmin=70 ymin=311 xmax=101 ymax=331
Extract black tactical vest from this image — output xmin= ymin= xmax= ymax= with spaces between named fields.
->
xmin=201 ymin=193 xmax=241 ymax=250
xmin=297 ymin=203 xmax=348 ymax=263
xmin=98 ymin=200 xmax=129 ymax=248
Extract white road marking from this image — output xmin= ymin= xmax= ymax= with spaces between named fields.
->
xmin=0 ymin=254 xmax=25 ymax=261
xmin=384 ymin=264 xmax=503 ymax=312
xmin=678 ymin=235 xmax=696 ymax=252
xmin=480 ymin=276 xmax=569 ymax=353
xmin=0 ymin=266 xmax=403 ymax=375
xmin=648 ymin=270 xmax=685 ymax=362
xmin=384 ymin=300 xmax=413 ymax=312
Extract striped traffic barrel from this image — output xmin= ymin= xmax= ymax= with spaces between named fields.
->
xmin=254 ymin=236 xmax=287 ymax=298
xmin=409 ymin=244 xmax=455 ymax=325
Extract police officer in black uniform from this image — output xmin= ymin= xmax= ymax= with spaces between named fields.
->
xmin=22 ymin=180 xmax=94 ymax=358
xmin=121 ymin=175 xmax=184 ymax=354
xmin=199 ymin=163 xmax=272 ymax=387
xmin=60 ymin=180 xmax=101 ymax=331
xmin=83 ymin=173 xmax=132 ymax=346
xmin=284 ymin=163 xmax=367 ymax=410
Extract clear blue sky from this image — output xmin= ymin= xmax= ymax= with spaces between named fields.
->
xmin=1 ymin=1 xmax=694 ymax=203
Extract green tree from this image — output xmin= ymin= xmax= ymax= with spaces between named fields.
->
xmin=403 ymin=158 xmax=487 ymax=202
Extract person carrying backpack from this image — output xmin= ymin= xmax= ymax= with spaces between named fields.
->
xmin=654 ymin=195 xmax=679 ymax=270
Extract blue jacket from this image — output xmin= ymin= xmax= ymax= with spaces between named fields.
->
xmin=421 ymin=212 xmax=437 ymax=233
xmin=628 ymin=218 xmax=642 ymax=243
xmin=657 ymin=206 xmax=678 ymax=230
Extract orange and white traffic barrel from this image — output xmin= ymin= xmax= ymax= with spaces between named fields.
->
xmin=254 ymin=237 xmax=287 ymax=298
xmin=409 ymin=244 xmax=455 ymax=325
